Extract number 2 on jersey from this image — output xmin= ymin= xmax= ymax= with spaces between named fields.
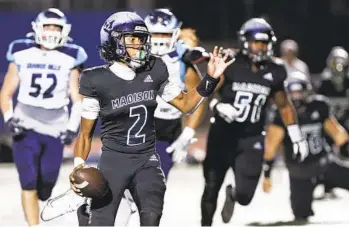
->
xmin=233 ymin=91 xmax=267 ymax=123
xmin=127 ymin=105 xmax=148 ymax=146
xmin=29 ymin=73 xmax=57 ymax=99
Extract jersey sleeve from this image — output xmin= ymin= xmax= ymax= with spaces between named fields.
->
xmin=268 ymin=105 xmax=284 ymax=127
xmin=157 ymin=59 xmax=182 ymax=102
xmin=79 ymin=71 xmax=98 ymax=98
xmin=270 ymin=65 xmax=287 ymax=96
xmin=73 ymin=46 xmax=88 ymax=68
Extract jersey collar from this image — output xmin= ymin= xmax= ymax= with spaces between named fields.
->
xmin=109 ymin=62 xmax=136 ymax=81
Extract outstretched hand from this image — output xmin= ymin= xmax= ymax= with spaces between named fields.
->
xmin=207 ymin=46 xmax=235 ymax=79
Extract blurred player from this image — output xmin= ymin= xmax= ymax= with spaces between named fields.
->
xmin=263 ymin=73 xmax=349 ymax=223
xmin=144 ymin=8 xmax=207 ymax=177
xmin=280 ymin=39 xmax=310 ymax=79
xmin=316 ymin=46 xmax=349 ymax=198
xmin=70 ymin=11 xmax=232 ymax=226
xmin=201 ymin=18 xmax=308 ymax=226
xmin=0 ymin=8 xmax=87 ymax=227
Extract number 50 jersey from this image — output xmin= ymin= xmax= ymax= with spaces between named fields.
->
xmin=217 ymin=53 xmax=287 ymax=137
xmin=6 ymin=39 xmax=87 ymax=109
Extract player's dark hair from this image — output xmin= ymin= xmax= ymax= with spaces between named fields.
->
xmin=98 ymin=38 xmax=118 ymax=63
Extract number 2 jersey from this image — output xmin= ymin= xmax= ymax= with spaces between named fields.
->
xmin=6 ymin=39 xmax=87 ymax=137
xmin=79 ymin=57 xmax=181 ymax=154
xmin=215 ymin=53 xmax=287 ymax=137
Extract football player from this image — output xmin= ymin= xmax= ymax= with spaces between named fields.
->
xmin=201 ymin=18 xmax=308 ymax=226
xmin=316 ymin=46 xmax=349 ymax=198
xmin=69 ymin=11 xmax=232 ymax=226
xmin=144 ymin=8 xmax=208 ymax=177
xmin=0 ymin=8 xmax=87 ymax=227
xmin=263 ymin=72 xmax=349 ymax=223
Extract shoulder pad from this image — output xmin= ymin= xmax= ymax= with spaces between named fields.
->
xmin=6 ymin=39 xmax=35 ymax=62
xmin=307 ymin=94 xmax=330 ymax=105
xmin=271 ymin=57 xmax=285 ymax=66
xmin=58 ymin=43 xmax=88 ymax=67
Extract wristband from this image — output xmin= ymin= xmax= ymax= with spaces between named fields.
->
xmin=74 ymin=157 xmax=85 ymax=167
xmin=287 ymin=124 xmax=303 ymax=143
xmin=263 ymin=160 xmax=274 ymax=178
xmin=196 ymin=74 xmax=220 ymax=97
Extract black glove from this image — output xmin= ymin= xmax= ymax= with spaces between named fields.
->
xmin=6 ymin=118 xmax=25 ymax=137
xmin=339 ymin=141 xmax=349 ymax=158
xmin=60 ymin=130 xmax=75 ymax=145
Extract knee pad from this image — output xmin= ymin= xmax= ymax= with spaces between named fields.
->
xmin=140 ymin=211 xmax=161 ymax=226
xmin=236 ymin=192 xmax=253 ymax=206
xmin=37 ymin=184 xmax=54 ymax=201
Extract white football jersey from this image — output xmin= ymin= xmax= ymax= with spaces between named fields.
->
xmin=154 ymin=41 xmax=188 ymax=120
xmin=6 ymin=39 xmax=87 ymax=136
xmin=7 ymin=39 xmax=87 ymax=109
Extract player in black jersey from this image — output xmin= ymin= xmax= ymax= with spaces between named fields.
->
xmin=263 ymin=73 xmax=349 ymax=223
xmin=68 ymin=12 xmax=233 ymax=226
xmin=316 ymin=46 xmax=349 ymax=198
xmin=200 ymin=18 xmax=309 ymax=226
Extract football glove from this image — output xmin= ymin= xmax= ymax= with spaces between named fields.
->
xmin=6 ymin=118 xmax=25 ymax=137
xmin=287 ymin=124 xmax=309 ymax=162
xmin=166 ymin=127 xmax=197 ymax=163
xmin=60 ymin=130 xmax=75 ymax=145
xmin=209 ymin=98 xmax=239 ymax=123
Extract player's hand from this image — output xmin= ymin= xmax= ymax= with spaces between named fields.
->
xmin=263 ymin=177 xmax=272 ymax=193
xmin=207 ymin=46 xmax=235 ymax=79
xmin=292 ymin=139 xmax=309 ymax=162
xmin=69 ymin=163 xmax=88 ymax=197
xmin=6 ymin=118 xmax=25 ymax=137
xmin=60 ymin=130 xmax=75 ymax=145
xmin=166 ymin=127 xmax=197 ymax=163
xmin=210 ymin=99 xmax=238 ymax=123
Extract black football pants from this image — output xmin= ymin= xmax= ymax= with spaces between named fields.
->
xmin=201 ymin=124 xmax=264 ymax=226
xmin=289 ymin=158 xmax=349 ymax=219
xmin=77 ymin=150 xmax=166 ymax=226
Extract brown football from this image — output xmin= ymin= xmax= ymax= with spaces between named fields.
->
xmin=72 ymin=167 xmax=109 ymax=199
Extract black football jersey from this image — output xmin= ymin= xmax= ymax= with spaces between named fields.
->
xmin=79 ymin=57 xmax=180 ymax=153
xmin=270 ymin=94 xmax=331 ymax=164
xmin=217 ymin=53 xmax=287 ymax=137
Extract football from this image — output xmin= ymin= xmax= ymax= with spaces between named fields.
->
xmin=72 ymin=167 xmax=109 ymax=199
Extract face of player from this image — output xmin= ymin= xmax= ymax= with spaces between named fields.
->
xmin=150 ymin=33 xmax=172 ymax=56
xmin=249 ymin=41 xmax=268 ymax=57
xmin=40 ymin=24 xmax=63 ymax=50
xmin=281 ymin=49 xmax=296 ymax=62
xmin=123 ymin=34 xmax=149 ymax=60
xmin=289 ymin=90 xmax=307 ymax=109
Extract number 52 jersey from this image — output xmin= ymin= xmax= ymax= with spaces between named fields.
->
xmin=7 ymin=39 xmax=87 ymax=109
xmin=216 ymin=53 xmax=287 ymax=137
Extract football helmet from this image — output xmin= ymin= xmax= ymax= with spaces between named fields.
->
xmin=237 ymin=18 xmax=276 ymax=63
xmin=285 ymin=71 xmax=312 ymax=109
xmin=326 ymin=46 xmax=349 ymax=85
xmin=144 ymin=9 xmax=181 ymax=56
xmin=99 ymin=12 xmax=151 ymax=69
xmin=31 ymin=8 xmax=71 ymax=50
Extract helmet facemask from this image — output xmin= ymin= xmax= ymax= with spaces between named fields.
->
xmin=330 ymin=58 xmax=348 ymax=91
xmin=240 ymin=31 xmax=276 ymax=63
xmin=32 ymin=19 xmax=71 ymax=50
xmin=150 ymin=28 xmax=180 ymax=56
xmin=112 ymin=30 xmax=151 ymax=69
xmin=287 ymin=82 xmax=310 ymax=111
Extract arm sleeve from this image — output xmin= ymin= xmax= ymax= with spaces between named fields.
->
xmin=81 ymin=97 xmax=100 ymax=120
xmin=268 ymin=105 xmax=284 ymax=127
xmin=157 ymin=59 xmax=182 ymax=102
xmin=79 ymin=71 xmax=98 ymax=98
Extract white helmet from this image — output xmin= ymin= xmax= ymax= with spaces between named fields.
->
xmin=31 ymin=8 xmax=71 ymax=49
xmin=144 ymin=9 xmax=181 ymax=56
